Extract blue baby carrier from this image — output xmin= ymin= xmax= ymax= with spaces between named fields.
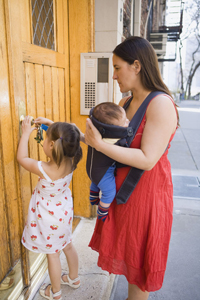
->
xmin=86 ymin=91 xmax=164 ymax=204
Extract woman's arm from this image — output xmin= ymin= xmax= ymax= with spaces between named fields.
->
xmin=17 ymin=116 xmax=41 ymax=176
xmin=85 ymin=95 xmax=177 ymax=171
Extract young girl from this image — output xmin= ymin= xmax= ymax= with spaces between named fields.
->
xmin=17 ymin=116 xmax=82 ymax=300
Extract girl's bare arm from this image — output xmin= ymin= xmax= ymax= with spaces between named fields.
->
xmin=34 ymin=117 xmax=54 ymax=126
xmin=17 ymin=117 xmax=41 ymax=176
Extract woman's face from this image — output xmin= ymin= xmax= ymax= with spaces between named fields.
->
xmin=112 ymin=54 xmax=136 ymax=93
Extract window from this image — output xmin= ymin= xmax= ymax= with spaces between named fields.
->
xmin=31 ymin=0 xmax=55 ymax=50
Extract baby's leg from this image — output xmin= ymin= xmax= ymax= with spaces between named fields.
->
xmin=46 ymin=253 xmax=62 ymax=299
xmin=97 ymin=166 xmax=116 ymax=221
xmin=89 ymin=182 xmax=100 ymax=205
xmin=97 ymin=202 xmax=111 ymax=221
xmin=62 ymin=242 xmax=80 ymax=286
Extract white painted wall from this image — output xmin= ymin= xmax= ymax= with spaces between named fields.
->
xmin=95 ymin=0 xmax=124 ymax=103
xmin=95 ymin=0 xmax=123 ymax=52
xmin=133 ymin=0 xmax=141 ymax=36
xmin=95 ymin=0 xmax=142 ymax=103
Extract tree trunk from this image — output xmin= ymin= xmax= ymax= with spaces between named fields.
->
xmin=179 ymin=41 xmax=184 ymax=96
xmin=188 ymin=61 xmax=200 ymax=98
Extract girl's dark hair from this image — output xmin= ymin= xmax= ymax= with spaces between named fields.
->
xmin=113 ymin=36 xmax=179 ymax=124
xmin=93 ymin=102 xmax=124 ymax=125
xmin=46 ymin=122 xmax=82 ymax=169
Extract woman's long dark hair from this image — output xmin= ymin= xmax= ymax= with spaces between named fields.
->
xmin=113 ymin=36 xmax=179 ymax=123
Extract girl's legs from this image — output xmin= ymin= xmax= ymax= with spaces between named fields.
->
xmin=127 ymin=283 xmax=149 ymax=300
xmin=62 ymin=242 xmax=80 ymax=285
xmin=45 ymin=253 xmax=62 ymax=299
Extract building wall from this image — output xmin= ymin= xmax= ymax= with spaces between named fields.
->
xmin=68 ymin=0 xmax=96 ymax=218
xmin=123 ymin=0 xmax=133 ymax=39
xmin=95 ymin=0 xmax=124 ymax=104
xmin=95 ymin=0 xmax=123 ymax=52
xmin=140 ymin=0 xmax=148 ymax=37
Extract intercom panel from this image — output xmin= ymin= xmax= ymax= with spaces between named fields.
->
xmin=80 ymin=53 xmax=113 ymax=115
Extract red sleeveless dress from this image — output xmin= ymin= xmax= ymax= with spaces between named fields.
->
xmin=89 ymin=100 xmax=177 ymax=292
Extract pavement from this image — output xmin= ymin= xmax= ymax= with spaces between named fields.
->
xmin=32 ymin=100 xmax=200 ymax=300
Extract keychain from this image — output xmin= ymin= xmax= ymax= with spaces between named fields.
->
xmin=34 ymin=126 xmax=44 ymax=146
xmin=20 ymin=115 xmax=48 ymax=147
xmin=34 ymin=124 xmax=49 ymax=146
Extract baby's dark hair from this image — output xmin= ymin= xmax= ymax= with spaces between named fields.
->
xmin=93 ymin=102 xmax=124 ymax=125
xmin=46 ymin=122 xmax=82 ymax=169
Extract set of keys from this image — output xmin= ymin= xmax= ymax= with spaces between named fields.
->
xmin=35 ymin=126 xmax=44 ymax=145
xmin=20 ymin=116 xmax=48 ymax=146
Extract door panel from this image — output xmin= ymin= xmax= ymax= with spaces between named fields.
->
xmin=0 ymin=0 xmax=71 ymax=290
xmin=25 ymin=62 xmax=39 ymax=195
xmin=35 ymin=64 xmax=46 ymax=161
xmin=0 ymin=0 xmax=21 ymax=281
xmin=44 ymin=66 xmax=53 ymax=121
xmin=0 ymin=152 xmax=11 ymax=279
xmin=58 ymin=69 xmax=66 ymax=122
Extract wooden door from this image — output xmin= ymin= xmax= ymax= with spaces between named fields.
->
xmin=0 ymin=0 xmax=70 ymax=297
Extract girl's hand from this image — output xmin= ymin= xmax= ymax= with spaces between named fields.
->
xmin=21 ymin=116 xmax=36 ymax=135
xmin=85 ymin=118 xmax=102 ymax=149
xmin=17 ymin=116 xmax=40 ymax=176
xmin=34 ymin=117 xmax=53 ymax=126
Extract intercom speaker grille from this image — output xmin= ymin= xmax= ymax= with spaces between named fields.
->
xmin=85 ymin=82 xmax=96 ymax=108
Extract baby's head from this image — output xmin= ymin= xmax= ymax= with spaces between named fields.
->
xmin=46 ymin=122 xmax=82 ymax=169
xmin=92 ymin=102 xmax=129 ymax=127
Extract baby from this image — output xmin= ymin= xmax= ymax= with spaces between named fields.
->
xmin=86 ymin=102 xmax=129 ymax=221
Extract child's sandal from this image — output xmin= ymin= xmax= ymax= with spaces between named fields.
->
xmin=39 ymin=283 xmax=62 ymax=300
xmin=61 ymin=272 xmax=80 ymax=289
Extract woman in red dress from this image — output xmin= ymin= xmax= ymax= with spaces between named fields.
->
xmin=84 ymin=36 xmax=178 ymax=300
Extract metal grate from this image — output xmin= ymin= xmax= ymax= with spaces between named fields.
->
xmin=85 ymin=82 xmax=96 ymax=109
xmin=31 ymin=0 xmax=55 ymax=50
xmin=172 ymin=175 xmax=200 ymax=200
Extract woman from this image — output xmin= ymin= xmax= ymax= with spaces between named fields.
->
xmin=84 ymin=36 xmax=178 ymax=300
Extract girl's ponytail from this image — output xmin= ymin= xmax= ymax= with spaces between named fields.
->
xmin=46 ymin=122 xmax=82 ymax=168
xmin=72 ymin=146 xmax=82 ymax=170
xmin=52 ymin=138 xmax=64 ymax=167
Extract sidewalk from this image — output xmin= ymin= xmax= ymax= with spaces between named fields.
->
xmin=32 ymin=218 xmax=115 ymax=300
xmin=32 ymin=100 xmax=200 ymax=300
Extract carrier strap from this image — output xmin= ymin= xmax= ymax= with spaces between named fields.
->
xmin=116 ymin=91 xmax=164 ymax=205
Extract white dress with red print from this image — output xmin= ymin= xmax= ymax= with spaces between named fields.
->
xmin=21 ymin=161 xmax=73 ymax=254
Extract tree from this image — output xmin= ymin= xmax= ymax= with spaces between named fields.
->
xmin=179 ymin=37 xmax=185 ymax=96
xmin=186 ymin=46 xmax=200 ymax=98
xmin=179 ymin=0 xmax=200 ymax=98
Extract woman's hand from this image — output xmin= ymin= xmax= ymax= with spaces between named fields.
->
xmin=34 ymin=117 xmax=53 ymax=126
xmin=85 ymin=118 xmax=102 ymax=149
xmin=21 ymin=116 xmax=37 ymax=135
